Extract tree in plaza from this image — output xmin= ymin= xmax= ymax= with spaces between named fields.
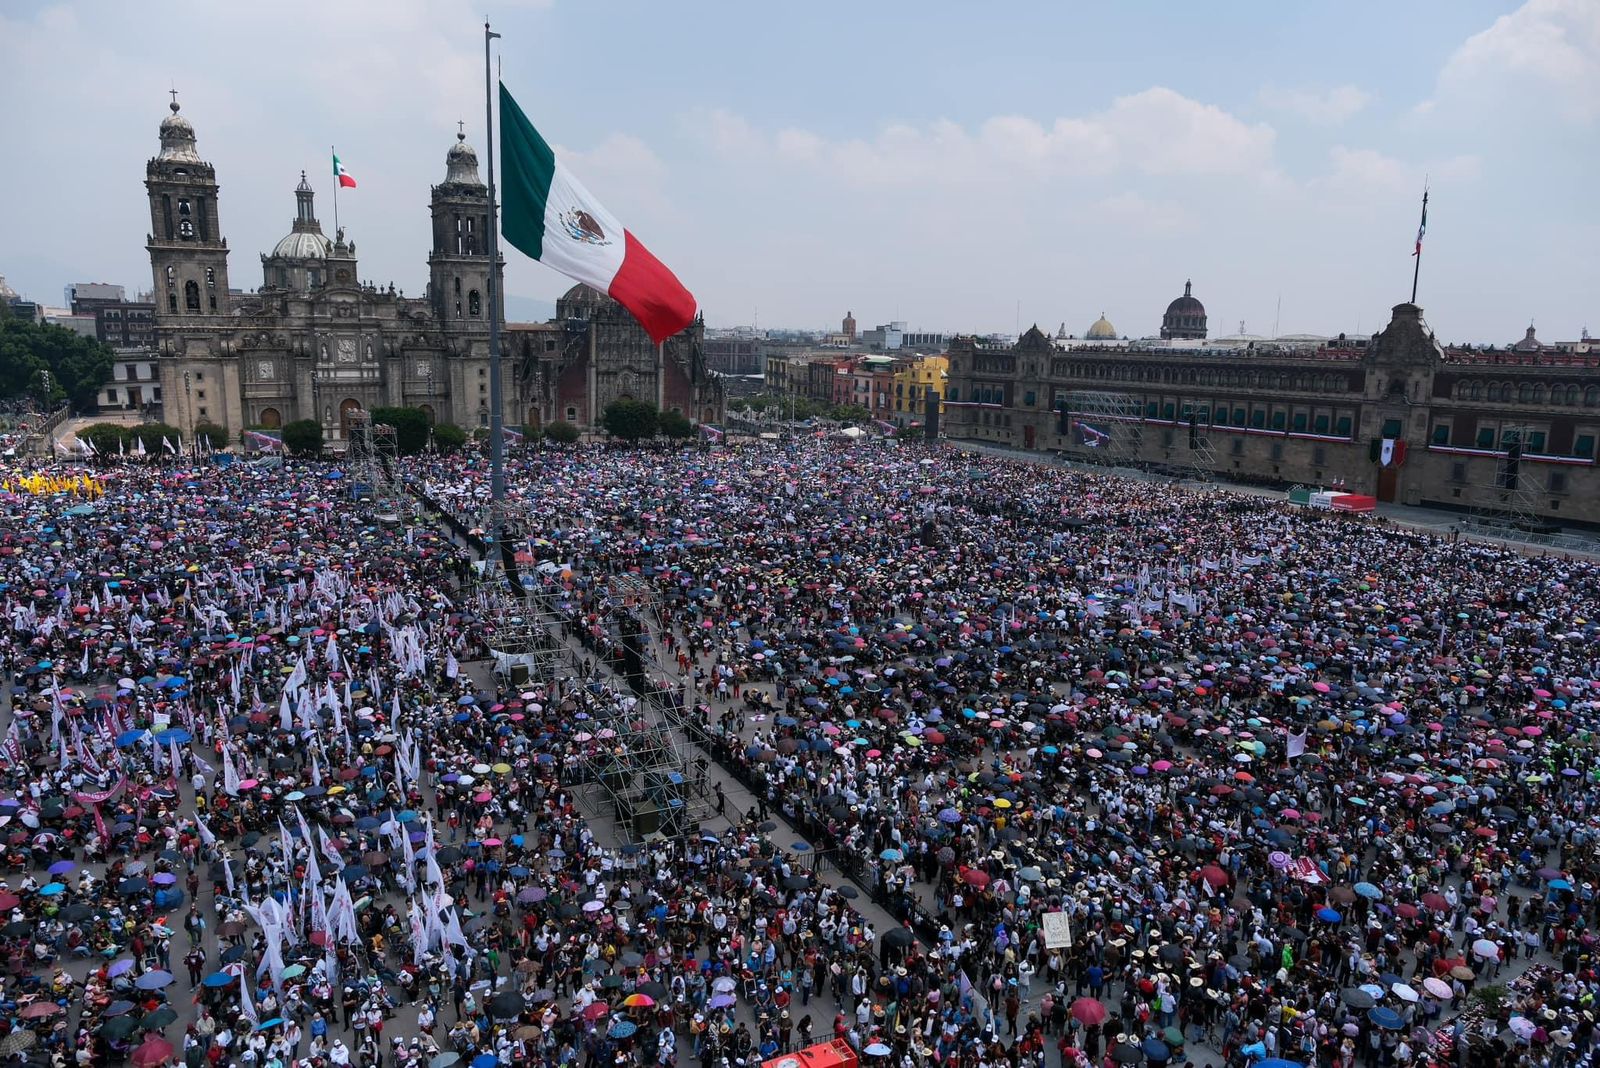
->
xmin=192 ymin=420 xmax=229 ymax=450
xmin=370 ymin=406 xmax=431 ymax=456
xmin=601 ymin=399 xmax=658 ymax=443
xmin=78 ymin=423 xmax=135 ymax=457
xmin=543 ymin=420 xmax=580 ymax=445
xmin=281 ymin=419 xmax=324 ymax=458
xmin=431 ymin=423 xmax=467 ymax=455
xmin=124 ymin=422 xmax=184 ymax=455
xmin=657 ymin=409 xmax=694 ymax=440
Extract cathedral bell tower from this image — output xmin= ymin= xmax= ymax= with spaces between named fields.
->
xmin=427 ymin=125 xmax=494 ymax=326
xmin=145 ymin=94 xmax=231 ymax=320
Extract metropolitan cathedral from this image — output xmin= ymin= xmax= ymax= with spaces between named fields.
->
xmin=146 ymin=97 xmax=722 ymax=443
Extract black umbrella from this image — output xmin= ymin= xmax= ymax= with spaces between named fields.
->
xmin=1341 ymin=988 xmax=1375 ymax=1009
xmin=1110 ymin=1043 xmax=1143 ymax=1065
xmin=99 ymin=1018 xmax=138 ymax=1041
xmin=140 ymin=1007 xmax=177 ymax=1031
xmin=883 ymin=927 xmax=914 ymax=949
xmin=489 ymin=992 xmax=525 ymax=1020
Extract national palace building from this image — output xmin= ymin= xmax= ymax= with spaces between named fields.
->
xmin=944 ymin=288 xmax=1600 ymax=528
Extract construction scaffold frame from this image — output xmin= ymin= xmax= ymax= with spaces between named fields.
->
xmin=1460 ymin=424 xmax=1582 ymax=549
xmin=572 ymin=575 xmax=714 ymax=844
xmin=1180 ymin=404 xmax=1218 ymax=482
xmin=1058 ymin=390 xmax=1143 ymax=468
xmin=343 ymin=412 xmax=406 ymax=523
xmin=467 ymin=519 xmax=564 ymax=686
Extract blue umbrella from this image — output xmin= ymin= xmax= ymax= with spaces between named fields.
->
xmin=1354 ymin=882 xmax=1382 ymax=899
xmin=116 ymin=730 xmax=150 ymax=748
xmin=202 ymin=971 xmax=235 ymax=988
xmin=1368 ymin=1007 xmax=1404 ymax=1030
xmin=1139 ymin=1038 xmax=1170 ymax=1062
xmin=608 ymin=1021 xmax=638 ymax=1039
xmin=1257 ymin=1061 xmax=1306 ymax=1068
xmin=471 ymin=1056 xmax=498 ymax=1068
xmin=255 ymin=1018 xmax=285 ymax=1031
xmin=134 ymin=970 xmax=174 ymax=990
xmin=152 ymin=728 xmax=192 ymax=744
xmin=1316 ymin=907 xmax=1341 ymax=923
xmin=37 ymin=882 xmax=66 ymax=896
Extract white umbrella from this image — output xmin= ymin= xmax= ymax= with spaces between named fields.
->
xmin=1472 ymin=938 xmax=1501 ymax=961
xmin=1422 ymin=977 xmax=1453 ymax=999
xmin=1390 ymin=983 xmax=1419 ymax=1003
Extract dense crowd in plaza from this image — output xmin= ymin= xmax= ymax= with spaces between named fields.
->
xmin=0 ymin=438 xmax=1596 ymax=1068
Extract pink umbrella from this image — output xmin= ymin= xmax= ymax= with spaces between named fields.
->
xmin=1152 ymin=760 xmax=1173 ymax=772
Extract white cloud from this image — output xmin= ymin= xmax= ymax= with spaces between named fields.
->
xmin=1258 ymin=85 xmax=1374 ymax=125
xmin=1313 ymin=147 xmax=1481 ymax=196
xmin=696 ymin=87 xmax=1275 ymax=186
xmin=1437 ymin=0 xmax=1600 ymax=119
xmin=1089 ymin=192 xmax=1191 ymax=234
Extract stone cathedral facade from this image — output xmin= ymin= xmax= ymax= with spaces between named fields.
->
xmin=144 ymin=97 xmax=721 ymax=444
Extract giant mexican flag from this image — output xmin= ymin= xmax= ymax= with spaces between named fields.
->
xmin=499 ymin=83 xmax=696 ymax=344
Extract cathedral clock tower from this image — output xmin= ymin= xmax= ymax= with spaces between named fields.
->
xmin=147 ymin=94 xmax=241 ymax=436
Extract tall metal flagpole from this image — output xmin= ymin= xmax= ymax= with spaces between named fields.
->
xmin=1410 ymin=183 xmax=1428 ymax=305
xmin=331 ymin=145 xmax=341 ymax=239
xmin=483 ymin=21 xmax=506 ymax=541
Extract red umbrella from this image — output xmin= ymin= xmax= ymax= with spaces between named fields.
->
xmin=583 ymin=1002 xmax=610 ymax=1021
xmin=962 ymin=868 xmax=991 ymax=889
xmin=1070 ymin=997 xmax=1107 ymax=1026
xmin=1200 ymin=865 xmax=1229 ymax=889
xmin=132 ymin=1038 xmax=174 ymax=1068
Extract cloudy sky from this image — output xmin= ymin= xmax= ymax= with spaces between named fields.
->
xmin=2 ymin=0 xmax=1595 ymax=343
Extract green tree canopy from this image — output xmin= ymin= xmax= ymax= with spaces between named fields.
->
xmin=543 ymin=420 xmax=580 ymax=445
xmin=601 ymin=399 xmax=658 ymax=443
xmin=0 ymin=313 xmax=114 ymax=410
xmin=658 ymin=409 xmax=694 ymax=439
xmin=282 ymin=419 xmax=324 ymax=458
xmin=432 ymin=422 xmax=467 ymax=454
xmin=193 ymin=420 xmax=229 ymax=450
xmin=125 ymin=422 xmax=183 ymax=454
xmin=370 ymin=406 xmax=431 ymax=456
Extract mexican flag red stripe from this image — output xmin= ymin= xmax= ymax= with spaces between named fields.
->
xmin=333 ymin=151 xmax=357 ymax=189
xmin=498 ymin=83 xmax=696 ymax=344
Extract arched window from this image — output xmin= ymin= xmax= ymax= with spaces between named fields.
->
xmin=184 ymin=279 xmax=200 ymax=312
xmin=1519 ymin=383 xmax=1541 ymax=404
xmin=468 ymin=290 xmax=481 ymax=317
xmin=1564 ymin=385 xmax=1582 ymax=406
xmin=1585 ymin=386 xmax=1600 ymax=408
xmin=258 ymin=407 xmax=282 ymax=429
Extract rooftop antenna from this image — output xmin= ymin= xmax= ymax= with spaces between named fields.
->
xmin=1238 ymin=319 xmax=1246 ymax=336
xmin=1274 ymin=294 xmax=1281 ymax=338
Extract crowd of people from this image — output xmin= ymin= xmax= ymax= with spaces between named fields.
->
xmin=0 ymin=435 xmax=1590 ymax=1068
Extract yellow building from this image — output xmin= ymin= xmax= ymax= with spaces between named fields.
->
xmin=892 ymin=354 xmax=948 ymax=426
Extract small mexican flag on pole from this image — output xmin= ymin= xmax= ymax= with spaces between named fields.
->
xmin=333 ymin=152 xmax=357 ymax=188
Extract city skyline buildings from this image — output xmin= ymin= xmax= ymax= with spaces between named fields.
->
xmin=1 ymin=1 xmax=1594 ymax=344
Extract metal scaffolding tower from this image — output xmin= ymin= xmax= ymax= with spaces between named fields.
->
xmin=1059 ymin=390 xmax=1143 ymax=467
xmin=574 ymin=576 xmax=714 ymax=843
xmin=1461 ymin=425 xmax=1559 ymax=545
xmin=344 ymin=412 xmax=405 ymax=523
xmin=1181 ymin=405 xmax=1218 ymax=482
xmin=470 ymin=523 xmax=565 ymax=687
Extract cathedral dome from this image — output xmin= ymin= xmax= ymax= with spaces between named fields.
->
xmin=445 ymin=130 xmax=484 ymax=186
xmin=157 ymin=99 xmax=203 ymax=164
xmin=1160 ymin=279 xmax=1208 ymax=340
xmin=270 ymin=230 xmax=333 ymax=260
xmin=1085 ymin=313 xmax=1117 ymax=340
xmin=561 ymin=283 xmax=610 ymax=306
